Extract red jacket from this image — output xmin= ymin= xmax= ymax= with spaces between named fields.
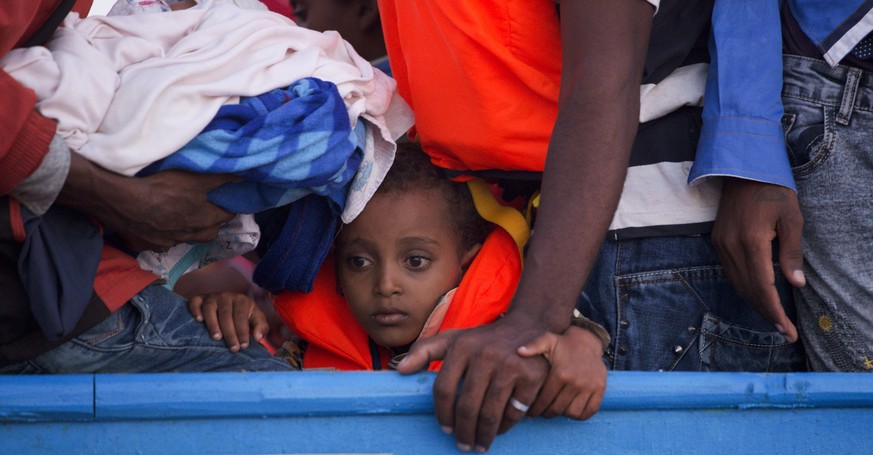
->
xmin=273 ymin=227 xmax=522 ymax=370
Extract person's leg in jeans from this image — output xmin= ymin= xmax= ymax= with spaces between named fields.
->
xmin=0 ymin=284 xmax=294 ymax=374
xmin=577 ymin=234 xmax=805 ymax=372
xmin=782 ymin=55 xmax=873 ymax=372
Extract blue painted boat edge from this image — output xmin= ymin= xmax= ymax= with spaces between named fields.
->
xmin=0 ymin=374 xmax=94 ymax=422
xmin=3 ymin=371 xmax=873 ymax=422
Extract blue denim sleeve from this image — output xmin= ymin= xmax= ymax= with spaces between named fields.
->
xmin=689 ymin=0 xmax=796 ymax=191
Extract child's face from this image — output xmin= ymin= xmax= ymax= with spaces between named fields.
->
xmin=336 ymin=187 xmax=477 ymax=350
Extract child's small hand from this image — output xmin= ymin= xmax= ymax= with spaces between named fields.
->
xmin=188 ymin=292 xmax=268 ymax=352
xmin=516 ymin=326 xmax=607 ymax=420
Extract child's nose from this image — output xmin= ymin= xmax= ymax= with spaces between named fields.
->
xmin=374 ymin=265 xmax=402 ymax=296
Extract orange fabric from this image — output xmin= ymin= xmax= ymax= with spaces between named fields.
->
xmin=92 ymin=246 xmax=158 ymax=312
xmin=377 ymin=0 xmax=562 ymax=173
xmin=273 ymin=227 xmax=522 ymax=371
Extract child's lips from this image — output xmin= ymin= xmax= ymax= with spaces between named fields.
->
xmin=372 ymin=310 xmax=408 ymax=325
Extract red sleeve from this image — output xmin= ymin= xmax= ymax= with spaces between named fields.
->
xmin=0 ymin=2 xmax=71 ymax=195
xmin=93 ymin=246 xmax=157 ymax=312
xmin=0 ymin=71 xmax=57 ymax=196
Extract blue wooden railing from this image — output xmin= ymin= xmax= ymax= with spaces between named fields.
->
xmin=2 ymin=371 xmax=871 ymax=454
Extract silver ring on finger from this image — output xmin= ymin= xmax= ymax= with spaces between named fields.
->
xmin=509 ymin=397 xmax=530 ymax=414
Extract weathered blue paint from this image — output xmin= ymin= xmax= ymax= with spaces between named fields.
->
xmin=0 ymin=374 xmax=93 ymax=422
xmin=1 ymin=372 xmax=871 ymax=454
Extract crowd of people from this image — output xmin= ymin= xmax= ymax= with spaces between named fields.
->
xmin=2 ymin=0 xmax=872 ymax=452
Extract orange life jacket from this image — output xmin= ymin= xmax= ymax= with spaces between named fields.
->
xmin=272 ymin=227 xmax=521 ymax=371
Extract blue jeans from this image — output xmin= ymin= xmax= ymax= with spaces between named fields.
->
xmin=782 ymin=55 xmax=873 ymax=372
xmin=0 ymin=284 xmax=294 ymax=374
xmin=577 ymin=234 xmax=805 ymax=372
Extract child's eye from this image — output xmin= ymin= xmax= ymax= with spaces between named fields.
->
xmin=406 ymin=256 xmax=431 ymax=269
xmin=347 ymin=256 xmax=372 ymax=269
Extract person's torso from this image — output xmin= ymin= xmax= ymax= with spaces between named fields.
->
xmin=380 ymin=0 xmax=719 ymax=238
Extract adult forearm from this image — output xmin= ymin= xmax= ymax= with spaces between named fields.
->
xmin=58 ymin=152 xmax=235 ymax=251
xmin=506 ymin=0 xmax=653 ymax=331
xmin=509 ymin=90 xmax=640 ymax=330
xmin=56 ymin=151 xmax=136 ymax=229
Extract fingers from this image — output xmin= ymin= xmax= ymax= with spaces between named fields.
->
xmin=395 ymin=330 xmax=455 ymax=374
xmin=516 ymin=332 xmax=561 ymax=417
xmin=217 ymin=295 xmax=241 ymax=351
xmin=776 ymin=213 xmax=804 ymax=343
xmin=174 ymin=223 xmax=228 ymax=245
xmin=776 ymin=202 xmax=806 ymax=289
xmin=527 ymin=373 xmax=563 ymax=418
xmin=427 ymin=335 xmax=465 ymax=439
xmin=714 ymin=179 xmax=803 ymax=343
xmin=447 ymin=338 xmax=547 ymax=452
xmin=188 ymin=295 xmax=204 ymax=322
xmin=200 ymin=295 xmax=224 ymax=343
xmin=194 ymin=172 xmax=243 ymax=190
xmin=521 ymin=327 xmax=607 ymax=420
xmin=516 ymin=331 xmax=559 ymax=359
xmin=741 ymin=236 xmax=798 ymax=342
xmin=451 ymin=359 xmax=487 ymax=451
xmin=230 ymin=293 xmax=250 ymax=350
xmin=192 ymin=292 xmax=263 ymax=352
xmin=249 ymin=303 xmax=269 ymax=345
xmin=565 ymin=382 xmax=605 ymax=421
xmin=496 ymin=381 xmax=540 ymax=436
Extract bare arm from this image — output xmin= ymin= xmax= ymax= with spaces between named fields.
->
xmin=57 ymin=152 xmax=236 ymax=252
xmin=396 ymin=0 xmax=654 ymax=451
xmin=514 ymin=0 xmax=651 ymax=331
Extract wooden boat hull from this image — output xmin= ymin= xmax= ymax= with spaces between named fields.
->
xmin=2 ymin=371 xmax=871 ymax=454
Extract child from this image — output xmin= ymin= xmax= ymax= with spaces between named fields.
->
xmin=191 ymin=142 xmax=610 ymax=372
xmin=276 ymin=141 xmax=512 ymax=370
xmin=191 ymin=141 xmax=519 ymax=368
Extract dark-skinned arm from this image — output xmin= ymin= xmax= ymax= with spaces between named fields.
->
xmin=395 ymin=0 xmax=654 ymax=451
xmin=700 ymin=0 xmax=803 ymax=342
xmin=57 ymin=152 xmax=236 ymax=252
xmin=712 ymin=179 xmax=804 ymax=342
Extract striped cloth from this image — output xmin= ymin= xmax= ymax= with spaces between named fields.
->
xmin=138 ymin=77 xmax=363 ymax=291
xmin=140 ymin=77 xmax=362 ymax=214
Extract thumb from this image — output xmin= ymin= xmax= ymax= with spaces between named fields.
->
xmin=395 ymin=330 xmax=456 ymax=374
xmin=777 ymin=218 xmax=806 ymax=289
xmin=517 ymin=332 xmax=560 ymax=360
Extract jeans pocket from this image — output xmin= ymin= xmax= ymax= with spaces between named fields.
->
xmin=76 ymin=303 xmax=137 ymax=349
xmin=782 ymin=104 xmax=836 ymax=178
xmin=610 ymin=266 xmax=723 ymax=372
xmin=699 ymin=312 xmax=805 ymax=372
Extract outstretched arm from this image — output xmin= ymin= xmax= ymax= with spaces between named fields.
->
xmin=396 ymin=0 xmax=654 ymax=451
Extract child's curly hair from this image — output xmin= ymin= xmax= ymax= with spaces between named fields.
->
xmin=379 ymin=141 xmax=492 ymax=252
